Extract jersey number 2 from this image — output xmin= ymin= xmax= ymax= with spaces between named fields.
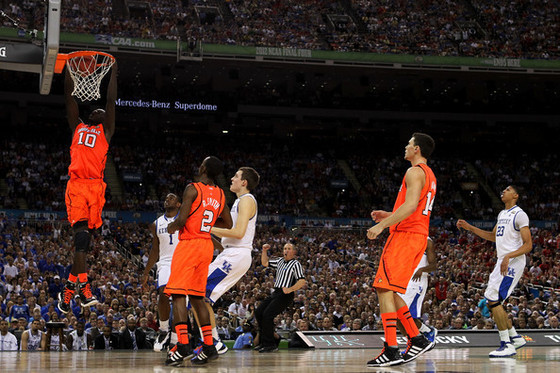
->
xmin=422 ymin=191 xmax=435 ymax=216
xmin=200 ymin=210 xmax=214 ymax=232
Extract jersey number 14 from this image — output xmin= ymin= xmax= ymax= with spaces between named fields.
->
xmin=422 ymin=191 xmax=435 ymax=216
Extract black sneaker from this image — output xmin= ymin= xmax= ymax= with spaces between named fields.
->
xmin=191 ymin=343 xmax=218 ymax=365
xmin=253 ymin=344 xmax=262 ymax=351
xmin=77 ymin=281 xmax=98 ymax=307
xmin=258 ymin=345 xmax=279 ymax=353
xmin=153 ymin=330 xmax=171 ymax=352
xmin=402 ymin=334 xmax=434 ymax=363
xmin=165 ymin=342 xmax=194 ymax=366
xmin=367 ymin=342 xmax=403 ymax=367
xmin=57 ymin=282 xmax=76 ymax=314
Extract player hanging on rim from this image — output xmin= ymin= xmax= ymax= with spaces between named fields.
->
xmin=165 ymin=157 xmax=232 ymax=366
xmin=397 ymin=237 xmax=438 ymax=346
xmin=58 ymin=59 xmax=117 ymax=314
xmin=142 ymin=193 xmax=182 ymax=352
xmin=457 ymin=185 xmax=532 ymax=358
xmin=191 ymin=166 xmax=260 ymax=357
xmin=366 ymin=133 xmax=437 ymax=367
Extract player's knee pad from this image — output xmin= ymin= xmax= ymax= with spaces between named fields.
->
xmin=74 ymin=230 xmax=91 ymax=253
xmin=488 ymin=301 xmax=501 ymax=309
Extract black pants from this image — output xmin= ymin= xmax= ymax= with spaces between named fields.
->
xmin=255 ymin=289 xmax=293 ymax=347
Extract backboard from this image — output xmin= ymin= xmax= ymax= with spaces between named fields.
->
xmin=0 ymin=0 xmax=60 ymax=94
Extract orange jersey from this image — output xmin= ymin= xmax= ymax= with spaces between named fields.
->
xmin=390 ymin=163 xmax=436 ymax=235
xmin=68 ymin=123 xmax=109 ymax=179
xmin=179 ymin=182 xmax=225 ymax=240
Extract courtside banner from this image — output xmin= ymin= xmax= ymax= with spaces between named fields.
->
xmin=297 ymin=330 xmax=560 ymax=349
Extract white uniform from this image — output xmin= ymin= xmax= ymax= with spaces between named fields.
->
xmin=154 ymin=213 xmax=179 ymax=288
xmin=401 ymin=237 xmax=431 ymax=319
xmin=206 ymin=194 xmax=257 ymax=303
xmin=0 ymin=331 xmax=18 ymax=351
xmin=69 ymin=330 xmax=88 ymax=350
xmin=21 ymin=330 xmax=42 ymax=351
xmin=484 ymin=205 xmax=529 ymax=303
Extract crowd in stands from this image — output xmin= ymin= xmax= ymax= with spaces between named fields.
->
xmin=2 ymin=0 xmax=559 ymax=59
xmin=1 ymin=214 xmax=559 ymax=351
xmin=2 ymin=130 xmax=559 ymax=222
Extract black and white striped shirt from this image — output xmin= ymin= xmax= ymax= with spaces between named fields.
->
xmin=268 ymin=257 xmax=305 ymax=289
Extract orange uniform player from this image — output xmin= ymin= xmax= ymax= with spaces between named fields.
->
xmin=165 ymin=157 xmax=232 ymax=366
xmin=374 ymin=163 xmax=437 ymax=293
xmin=57 ymin=61 xmax=118 ymax=316
xmin=366 ymin=133 xmax=437 ymax=367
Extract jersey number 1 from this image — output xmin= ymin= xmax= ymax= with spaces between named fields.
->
xmin=422 ymin=191 xmax=435 ymax=216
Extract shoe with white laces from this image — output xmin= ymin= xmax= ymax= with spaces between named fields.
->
xmin=191 ymin=343 xmax=218 ymax=365
xmin=510 ymin=335 xmax=526 ymax=349
xmin=402 ymin=334 xmax=434 ymax=363
xmin=367 ymin=342 xmax=403 ymax=367
xmin=165 ymin=343 xmax=194 ymax=366
xmin=489 ymin=341 xmax=516 ymax=358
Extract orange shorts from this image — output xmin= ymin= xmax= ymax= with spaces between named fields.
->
xmin=65 ymin=178 xmax=106 ymax=229
xmin=165 ymin=238 xmax=214 ymax=297
xmin=374 ymin=231 xmax=428 ymax=293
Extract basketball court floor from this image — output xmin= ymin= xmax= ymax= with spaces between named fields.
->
xmin=2 ymin=347 xmax=560 ymax=373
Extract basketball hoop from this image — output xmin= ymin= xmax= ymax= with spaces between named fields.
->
xmin=55 ymin=51 xmax=116 ymax=101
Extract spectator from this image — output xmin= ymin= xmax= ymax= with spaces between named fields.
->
xmin=119 ymin=316 xmax=150 ymax=350
xmin=94 ymin=325 xmax=119 ymax=350
xmin=0 ymin=319 xmax=18 ymax=351
xmin=232 ymin=321 xmax=253 ymax=349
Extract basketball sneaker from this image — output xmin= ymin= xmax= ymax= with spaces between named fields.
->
xmin=402 ymin=334 xmax=434 ymax=363
xmin=191 ymin=343 xmax=219 ymax=365
xmin=489 ymin=341 xmax=516 ymax=357
xmin=214 ymin=338 xmax=228 ymax=354
xmin=57 ymin=282 xmax=76 ymax=314
xmin=165 ymin=343 xmax=194 ymax=366
xmin=511 ymin=335 xmax=527 ymax=349
xmin=367 ymin=342 xmax=403 ymax=367
xmin=153 ymin=330 xmax=171 ymax=352
xmin=423 ymin=325 xmax=438 ymax=351
xmin=76 ymin=281 xmax=98 ymax=307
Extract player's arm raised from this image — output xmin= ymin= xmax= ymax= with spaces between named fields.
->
xmin=64 ymin=68 xmax=80 ymax=132
xmin=141 ymin=222 xmax=159 ymax=291
xmin=456 ymin=220 xmax=497 ymax=242
xmin=167 ymin=184 xmax=196 ymax=234
xmin=104 ymin=62 xmax=118 ymax=143
xmin=367 ymin=166 xmax=424 ymax=239
xmin=211 ymin=197 xmax=255 ymax=239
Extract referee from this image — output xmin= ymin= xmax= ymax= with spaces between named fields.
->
xmin=255 ymin=242 xmax=306 ymax=353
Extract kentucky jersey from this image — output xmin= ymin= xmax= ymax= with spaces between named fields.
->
xmin=155 ymin=213 xmax=179 ymax=265
xmin=68 ymin=123 xmax=109 ymax=179
xmin=391 ymin=163 xmax=437 ymax=235
xmin=21 ymin=330 xmax=42 ymax=351
xmin=222 ymin=193 xmax=257 ymax=250
xmin=69 ymin=330 xmax=88 ymax=350
xmin=495 ymin=205 xmax=529 ymax=258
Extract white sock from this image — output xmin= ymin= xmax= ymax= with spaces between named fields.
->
xmin=212 ymin=327 xmax=220 ymax=341
xmin=419 ymin=323 xmax=431 ymax=333
xmin=498 ymin=329 xmax=511 ymax=343
xmin=170 ymin=332 xmax=178 ymax=344
xmin=159 ymin=319 xmax=169 ymax=332
xmin=508 ymin=326 xmax=518 ymax=337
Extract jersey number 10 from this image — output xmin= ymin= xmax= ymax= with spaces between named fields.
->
xmin=77 ymin=132 xmax=97 ymax=148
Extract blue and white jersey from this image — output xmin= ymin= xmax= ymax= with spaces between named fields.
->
xmin=69 ymin=330 xmax=88 ymax=350
xmin=495 ymin=205 xmax=529 ymax=258
xmin=154 ymin=213 xmax=179 ymax=266
xmin=21 ymin=330 xmax=42 ymax=351
xmin=222 ymin=194 xmax=257 ymax=250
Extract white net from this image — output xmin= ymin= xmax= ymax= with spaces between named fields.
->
xmin=66 ymin=53 xmax=115 ymax=101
